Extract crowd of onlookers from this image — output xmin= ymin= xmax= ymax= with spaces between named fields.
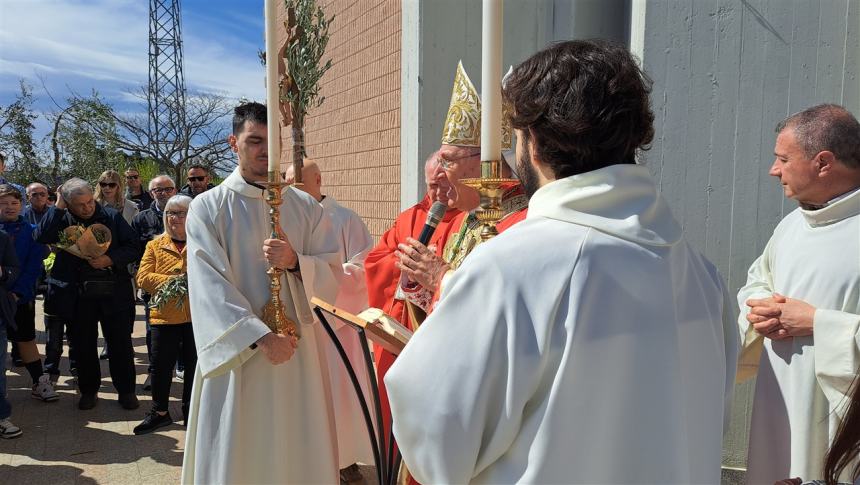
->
xmin=0 ymin=152 xmax=216 ymax=439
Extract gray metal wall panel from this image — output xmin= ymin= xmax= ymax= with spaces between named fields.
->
xmin=817 ymin=1 xmax=850 ymax=100
xmin=401 ymin=0 xmax=555 ymax=209
xmin=841 ymin=0 xmax=860 ymax=109
xmin=640 ymin=0 xmax=860 ymax=469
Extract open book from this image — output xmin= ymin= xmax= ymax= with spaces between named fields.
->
xmin=311 ymin=297 xmax=413 ymax=355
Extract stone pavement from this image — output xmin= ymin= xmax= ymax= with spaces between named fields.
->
xmin=0 ymin=301 xmax=184 ymax=484
xmin=0 ymin=300 xmax=379 ymax=485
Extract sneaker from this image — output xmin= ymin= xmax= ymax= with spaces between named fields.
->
xmin=0 ymin=419 xmax=22 ymax=439
xmin=78 ymin=393 xmax=98 ymax=410
xmin=175 ymin=369 xmax=184 ymax=381
xmin=31 ymin=374 xmax=59 ymax=402
xmin=118 ymin=393 xmax=139 ymax=410
xmin=142 ymin=374 xmax=152 ymax=391
xmin=133 ymin=409 xmax=172 ymax=435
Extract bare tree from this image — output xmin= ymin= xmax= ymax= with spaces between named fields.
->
xmin=67 ymin=86 xmax=234 ymax=182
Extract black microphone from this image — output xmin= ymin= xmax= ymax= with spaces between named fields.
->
xmin=416 ymin=201 xmax=448 ymax=245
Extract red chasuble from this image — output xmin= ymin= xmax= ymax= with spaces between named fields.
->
xmin=364 ymin=194 xmax=462 ymax=448
xmin=497 ymin=206 xmax=527 ymax=232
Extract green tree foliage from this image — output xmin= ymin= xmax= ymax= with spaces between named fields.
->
xmin=0 ymin=80 xmax=41 ymax=184
xmin=0 ymin=78 xmax=231 ymax=190
xmin=49 ymin=90 xmax=124 ymax=183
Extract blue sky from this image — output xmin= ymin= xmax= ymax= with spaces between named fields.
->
xmin=0 ymin=0 xmax=267 ymax=137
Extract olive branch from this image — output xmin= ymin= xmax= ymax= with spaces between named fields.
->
xmin=149 ymin=273 xmax=188 ymax=311
xmin=280 ymin=0 xmax=334 ymax=183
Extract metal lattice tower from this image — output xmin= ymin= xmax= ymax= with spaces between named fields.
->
xmin=148 ymin=0 xmax=186 ymax=164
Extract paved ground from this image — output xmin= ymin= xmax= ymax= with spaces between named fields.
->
xmin=0 ymin=300 xmax=378 ymax=485
xmin=0 ymin=301 xmax=185 ymax=484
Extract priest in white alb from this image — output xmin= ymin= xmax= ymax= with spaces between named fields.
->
xmin=286 ymin=160 xmax=375 ymax=481
xmin=182 ymin=102 xmax=342 ymax=484
xmin=385 ymin=40 xmax=739 ymax=485
xmin=737 ymin=104 xmax=860 ymax=484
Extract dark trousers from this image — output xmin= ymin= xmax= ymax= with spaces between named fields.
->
xmin=144 ymin=299 xmax=184 ymax=375
xmin=150 ymin=323 xmax=196 ymax=413
xmin=11 ymin=301 xmax=36 ymax=342
xmin=0 ymin=324 xmax=11 ymax=419
xmin=143 ymin=295 xmax=154 ymax=374
xmin=72 ymin=302 xmax=136 ymax=395
xmin=45 ymin=314 xmax=76 ymax=375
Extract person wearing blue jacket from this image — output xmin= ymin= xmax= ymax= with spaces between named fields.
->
xmin=0 ymin=185 xmax=58 ymax=402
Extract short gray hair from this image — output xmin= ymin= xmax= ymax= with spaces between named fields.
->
xmin=776 ymin=104 xmax=860 ymax=168
xmin=163 ymin=194 xmax=192 ymax=239
xmin=26 ymin=182 xmax=48 ymax=195
xmin=149 ymin=175 xmax=176 ymax=190
xmin=61 ymin=178 xmax=93 ymax=201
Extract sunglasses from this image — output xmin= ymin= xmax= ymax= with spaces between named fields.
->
xmin=151 ymin=187 xmax=175 ymax=194
xmin=99 ymin=182 xmax=118 ymax=188
xmin=29 ymin=192 xmax=48 ymax=197
xmin=126 ymin=175 xmax=139 ymax=180
xmin=188 ymin=176 xmax=207 ymax=182
xmin=166 ymin=211 xmax=187 ymax=218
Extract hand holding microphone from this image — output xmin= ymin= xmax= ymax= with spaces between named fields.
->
xmin=395 ymin=202 xmax=450 ymax=289
xmin=416 ymin=201 xmax=448 ymax=245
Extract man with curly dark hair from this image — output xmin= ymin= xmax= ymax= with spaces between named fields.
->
xmin=385 ymin=39 xmax=739 ymax=484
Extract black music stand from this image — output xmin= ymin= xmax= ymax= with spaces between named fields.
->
xmin=313 ymin=304 xmax=403 ymax=485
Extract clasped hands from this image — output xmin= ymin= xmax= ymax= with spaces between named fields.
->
xmin=395 ymin=237 xmax=449 ymax=290
xmin=746 ymin=293 xmax=816 ymax=340
xmin=87 ymin=254 xmax=113 ymax=270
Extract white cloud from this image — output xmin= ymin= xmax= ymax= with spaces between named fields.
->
xmin=0 ymin=0 xmax=265 ymax=104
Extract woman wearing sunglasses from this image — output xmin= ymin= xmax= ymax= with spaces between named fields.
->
xmin=93 ymin=169 xmax=140 ymax=361
xmin=94 ymin=170 xmax=138 ymax=225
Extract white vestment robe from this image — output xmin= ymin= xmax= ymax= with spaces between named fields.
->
xmin=320 ymin=195 xmax=375 ymax=468
xmin=181 ymin=168 xmax=342 ymax=484
xmin=738 ymin=188 xmax=860 ymax=484
xmin=386 ymin=164 xmax=739 ymax=485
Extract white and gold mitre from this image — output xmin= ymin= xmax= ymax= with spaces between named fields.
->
xmin=440 ymin=61 xmax=512 ymax=149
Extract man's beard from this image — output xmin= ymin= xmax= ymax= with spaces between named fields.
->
xmin=517 ymin=139 xmax=541 ymax=199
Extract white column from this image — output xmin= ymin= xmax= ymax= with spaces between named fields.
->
xmin=400 ymin=0 xmax=423 ymax=209
xmin=264 ymin=0 xmax=281 ymax=173
xmin=480 ymin=0 xmax=503 ymax=162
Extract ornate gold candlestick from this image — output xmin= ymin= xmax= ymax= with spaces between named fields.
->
xmin=460 ymin=159 xmax=517 ymax=241
xmin=260 ymin=170 xmax=300 ymax=338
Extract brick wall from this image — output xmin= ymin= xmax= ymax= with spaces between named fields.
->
xmin=277 ymin=0 xmax=401 ymax=240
